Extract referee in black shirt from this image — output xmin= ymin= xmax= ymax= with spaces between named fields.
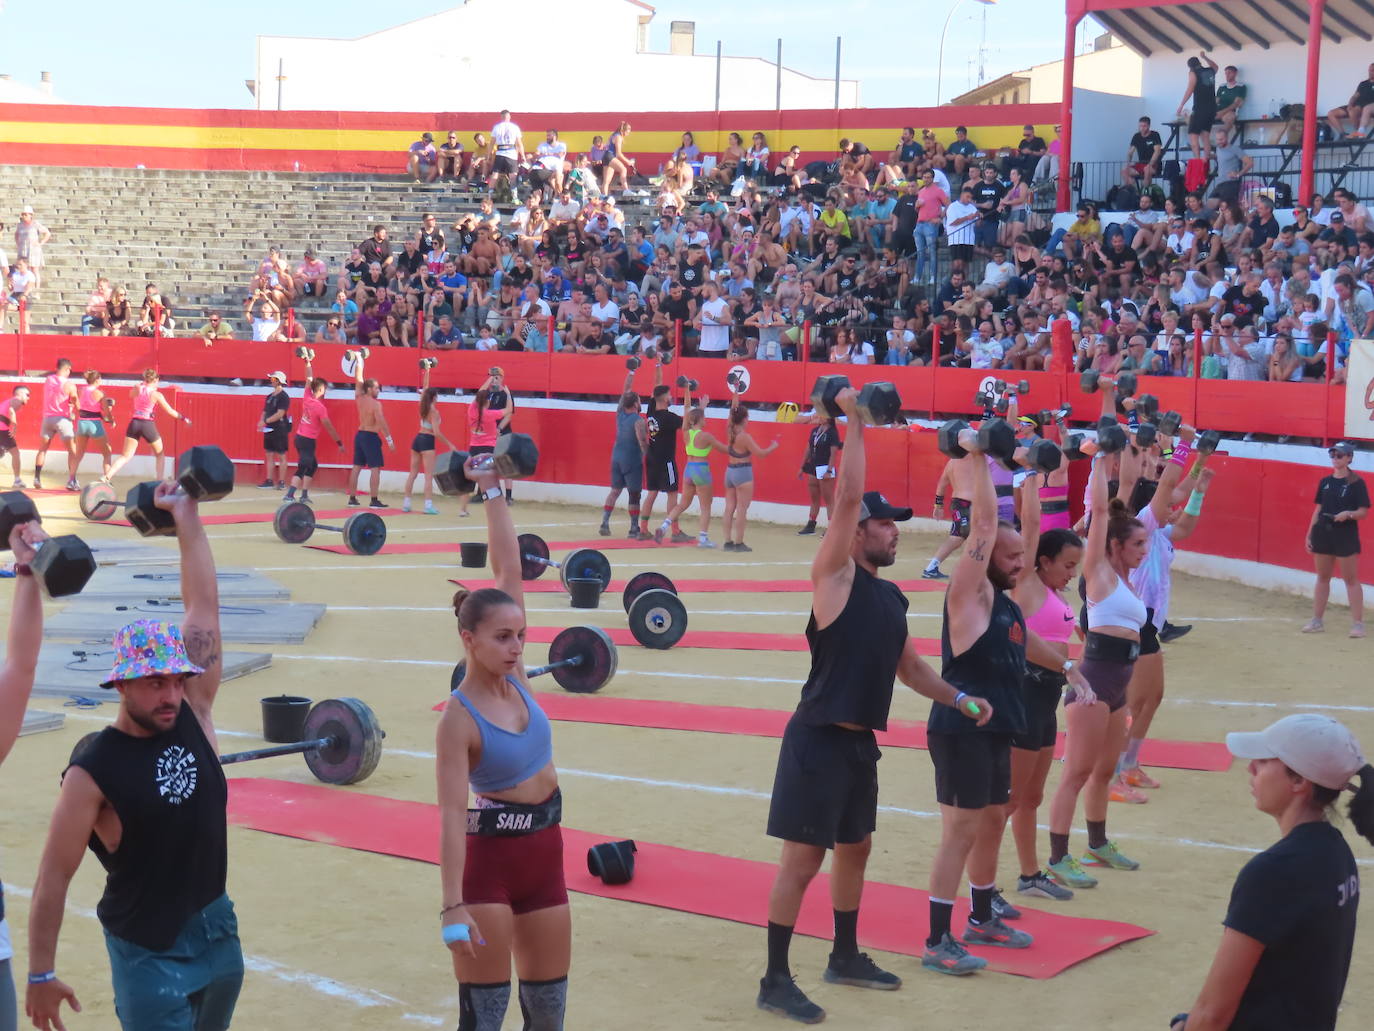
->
xmin=1303 ymin=441 xmax=1368 ymax=638
xmin=756 ymin=388 xmax=989 ymax=1025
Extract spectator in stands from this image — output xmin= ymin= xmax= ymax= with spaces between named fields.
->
xmin=1227 ymin=323 xmax=1270 ymax=380
xmin=1049 ymin=202 xmax=1101 ymax=261
xmin=947 ymin=126 xmax=979 ymax=179
xmin=102 ymin=286 xmax=131 ymax=335
xmin=13 ymin=206 xmax=50 ymax=298
xmin=1121 ymin=116 xmax=1163 ymax=189
xmin=1216 ymin=65 xmax=1247 ymax=131
xmin=742 ymin=133 xmax=770 ymax=182
xmin=1326 ymin=62 xmax=1374 ymax=139
xmin=1033 ymin=124 xmax=1061 ymax=185
xmin=943 ymin=187 xmax=979 ymax=272
xmin=80 ymin=277 xmax=112 ymax=335
xmin=296 ymin=248 xmax=328 ymax=303
xmin=882 ymin=127 xmax=921 ymax=182
xmin=1267 ymin=333 xmax=1302 ymax=382
xmin=315 ymin=316 xmax=347 ymax=345
xmin=1244 ymin=197 xmax=1282 ymax=252
xmin=359 ymin=225 xmax=392 ymax=273
xmin=1120 ymin=191 xmax=1165 ymax=252
xmin=489 ymin=110 xmax=525 ymax=196
xmin=246 ymin=292 xmax=282 ymax=342
xmin=533 ymin=129 xmax=569 ymax=195
xmin=436 ymin=132 xmax=464 ymax=181
xmin=1317 ymin=212 xmax=1357 ymax=255
xmin=407 ymin=132 xmax=437 ymax=182
xmin=601 ymin=122 xmax=635 ymax=196
xmin=1004 ymin=125 xmax=1046 ymax=181
xmin=1333 ymin=189 xmax=1372 ymax=233
xmin=198 ymin=311 xmax=233 ymax=344
xmin=970 ymin=165 xmax=1005 ymax=255
xmin=1207 ymin=126 xmax=1253 ymax=206
xmin=136 ymin=283 xmax=173 ymax=337
xmin=467 ymin=132 xmax=490 ymax=182
xmin=1177 ymin=51 xmax=1220 ymax=163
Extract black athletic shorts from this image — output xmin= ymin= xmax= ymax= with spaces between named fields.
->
xmin=928 ymin=731 xmax=1012 ymax=810
xmin=0 ymin=430 xmax=16 ymax=453
xmin=950 ymin=497 xmax=971 ymax=539
xmin=125 ymin=418 xmax=160 ymax=445
xmin=1011 ymin=666 xmax=1064 ymax=751
xmin=1311 ymin=522 xmax=1361 ymax=558
xmin=1188 ymin=107 xmax=1216 ymax=136
xmin=411 ymin=432 xmax=436 ymax=453
xmin=492 ymin=154 xmax=518 ymax=175
xmin=645 ymin=460 xmax=678 ymax=493
xmin=263 ymin=425 xmax=290 ymax=455
xmin=353 ymin=429 xmax=384 ymax=469
xmin=767 ymin=718 xmax=880 ymax=848
xmin=294 ymin=435 xmax=318 ymax=478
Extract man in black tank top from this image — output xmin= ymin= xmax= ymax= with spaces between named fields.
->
xmin=757 ymin=389 xmax=987 ymax=1025
xmin=27 ymin=487 xmax=241 ymax=1031
xmin=922 ymin=440 xmax=1091 ymax=975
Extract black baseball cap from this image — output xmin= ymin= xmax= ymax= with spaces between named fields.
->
xmin=1330 ymin=441 xmax=1356 ymax=456
xmin=859 ymin=491 xmax=913 ymax=522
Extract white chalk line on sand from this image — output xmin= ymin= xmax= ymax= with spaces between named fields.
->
xmin=1 ymin=884 xmax=444 ymax=1024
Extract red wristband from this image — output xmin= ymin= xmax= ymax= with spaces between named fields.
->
xmin=15 ymin=563 xmax=32 ymax=577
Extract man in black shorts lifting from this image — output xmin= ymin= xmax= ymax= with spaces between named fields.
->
xmin=923 ymin=437 xmax=1091 ymax=975
xmin=758 ymin=388 xmax=990 ymax=1024
xmin=640 ymin=357 xmax=693 ymax=543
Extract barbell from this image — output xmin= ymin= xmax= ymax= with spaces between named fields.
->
xmin=450 ymin=624 xmax=618 ymax=694
xmin=273 ymin=501 xmax=387 ymax=555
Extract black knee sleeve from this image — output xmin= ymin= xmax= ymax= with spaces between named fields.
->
xmin=518 ymin=976 xmax=567 ymax=1031
xmin=629 ymin=489 xmax=642 ymax=509
xmin=458 ymin=981 xmax=511 ymax=1031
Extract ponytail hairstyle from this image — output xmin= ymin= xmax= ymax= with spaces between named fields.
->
xmin=473 ymin=387 xmax=491 ymax=425
xmin=451 ymin=584 xmax=518 ymax=634
xmin=1036 ymin=528 xmax=1083 ymax=571
xmin=1105 ymin=497 xmax=1144 ymax=557
xmin=142 ymin=368 xmax=158 ymax=384
xmin=686 ymin=405 xmax=705 ymax=429
xmin=728 ymin=405 xmax=748 ymax=446
xmin=420 ymin=387 xmax=438 ymax=421
xmin=84 ymin=370 xmax=101 ymax=385
xmin=1311 ymin=764 xmax=1374 ymax=846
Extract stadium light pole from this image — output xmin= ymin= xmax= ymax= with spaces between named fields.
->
xmin=936 ymin=0 xmax=996 ymax=106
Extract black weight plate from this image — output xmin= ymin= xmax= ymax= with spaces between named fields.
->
xmin=273 ymin=501 xmax=316 ymax=544
xmin=547 ymin=625 xmax=618 ymax=693
xmin=560 ymin=548 xmax=612 ymax=592
xmin=519 ymin=533 xmax=551 ymax=581
xmin=627 ymin=588 xmax=688 ymax=650
xmin=302 ymin=697 xmax=384 ymax=785
xmin=621 ymin=571 xmax=678 ymax=614
xmin=79 ymin=481 xmax=120 ymax=521
xmin=343 ymin=511 xmax=387 ymax=555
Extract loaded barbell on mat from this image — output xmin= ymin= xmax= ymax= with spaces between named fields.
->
xmin=272 ymin=501 xmax=387 ymax=555
xmin=587 ymin=840 xmax=637 ymax=885
xmin=67 ymin=696 xmax=384 ymax=785
xmin=621 ymin=571 xmax=678 ymax=613
xmin=435 ymin=433 xmax=541 ymax=497
xmin=0 ymin=493 xmax=96 ymax=598
xmin=627 ymin=588 xmax=688 ymax=650
xmin=516 ymin=533 xmax=612 ymax=591
xmin=449 ymin=624 xmax=619 ymax=694
xmin=80 ymin=446 xmax=236 ymax=534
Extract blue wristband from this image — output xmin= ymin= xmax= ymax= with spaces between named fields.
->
xmin=27 ymin=971 xmax=56 ymax=985
xmin=954 ymin=692 xmax=967 ymax=708
xmin=442 ymin=923 xmax=471 ymax=945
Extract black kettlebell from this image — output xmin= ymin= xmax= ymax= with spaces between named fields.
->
xmin=587 ymin=840 xmax=637 ymax=885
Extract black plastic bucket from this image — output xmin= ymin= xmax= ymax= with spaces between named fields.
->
xmin=459 ymin=542 xmax=489 ymax=568
xmin=261 ymin=695 xmax=312 ymax=743
xmin=567 ymin=577 xmax=603 ymax=609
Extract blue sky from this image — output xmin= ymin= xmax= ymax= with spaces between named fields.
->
xmin=0 ymin=0 xmax=1099 ymax=109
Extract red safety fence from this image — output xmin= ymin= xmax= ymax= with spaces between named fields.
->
xmin=0 ymin=331 xmax=1354 ymax=444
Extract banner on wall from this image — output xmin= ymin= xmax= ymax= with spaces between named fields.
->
xmin=1345 ymin=339 xmax=1374 ymax=441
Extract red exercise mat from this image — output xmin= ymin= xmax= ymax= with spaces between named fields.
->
xmin=111 ymin=507 xmax=420 ymax=528
xmin=227 ymin=778 xmax=1153 ymax=978
xmin=432 ymin=693 xmax=1229 ymax=772
xmin=445 ymin=578 xmax=947 ymax=594
xmin=307 ymin=537 xmax=697 ymax=556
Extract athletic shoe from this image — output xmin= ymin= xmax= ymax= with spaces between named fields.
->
xmin=347 ymin=496 xmax=361 ymax=507
xmin=627 ymin=528 xmax=644 ymax=540
xmin=11 ymin=479 xmax=25 ymax=489
xmin=1109 ymin=777 xmax=1148 ymax=804
xmin=505 ymin=489 xmax=513 ymax=504
xmin=921 ymin=933 xmax=987 ymax=976
xmin=276 ymin=480 xmax=286 ymax=490
xmin=599 ymin=523 xmax=611 ymax=537
xmin=369 ymin=498 xmax=387 ymax=508
xmin=258 ymin=479 xmax=274 ymax=488
xmin=1047 ymin=855 xmax=1098 ymax=889
xmin=1083 ymin=840 xmax=1140 ymax=871
xmin=990 ymin=890 xmax=1021 ymax=921
xmin=671 ymin=531 xmax=694 ymax=543
xmin=735 ymin=543 xmax=754 ymax=553
xmin=723 ymin=541 xmax=738 ymax=551
xmin=1016 ymin=871 xmax=1074 ymax=901
xmin=1301 ymin=618 xmax=1324 ymax=633
xmin=401 ymin=497 xmax=412 ymax=513
xmin=962 ymin=916 xmax=1033 ymax=949
xmin=1122 ymin=766 xmax=1161 ymax=790
xmin=921 ymin=566 xmax=948 ymax=580
xmin=283 ymin=489 xmax=296 ymax=501
xmin=1351 ymin=622 xmax=1366 ymax=639
xmin=797 ymin=521 xmax=816 ymax=535
xmin=424 ymin=501 xmax=439 ymax=515
xmin=299 ymin=492 xmax=311 ymax=504
xmin=755 ymin=976 xmax=825 ymax=1024
xmin=1159 ymin=621 xmax=1192 ymax=643
xmin=823 ymin=951 xmax=901 ymax=990
xmin=66 ymin=478 xmax=79 ymax=491
xmin=653 ymin=523 xmax=670 ymax=544
xmin=32 ymin=478 xmax=42 ymax=490
xmin=698 ymin=536 xmax=716 ymax=548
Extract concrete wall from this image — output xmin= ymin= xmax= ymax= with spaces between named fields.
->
xmin=1069 ymin=87 xmax=1153 ymax=162
xmin=255 ymin=0 xmax=859 ymax=113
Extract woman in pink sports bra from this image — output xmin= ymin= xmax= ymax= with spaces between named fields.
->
xmin=458 ymin=388 xmax=503 ymax=517
xmin=74 ymin=370 xmax=115 ymax=480
xmin=103 ymin=369 xmax=189 ymax=483
xmin=1004 ymin=474 xmax=1085 ymax=903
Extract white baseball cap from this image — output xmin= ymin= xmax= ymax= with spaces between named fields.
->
xmin=268 ymin=371 xmax=287 ymax=384
xmin=1226 ymin=714 xmax=1367 ymax=791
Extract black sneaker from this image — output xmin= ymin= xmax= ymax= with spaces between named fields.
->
xmin=1159 ymin=621 xmax=1192 ymax=643
xmin=823 ymin=951 xmax=901 ymax=991
xmin=723 ymin=541 xmax=738 ymax=551
xmin=756 ymin=975 xmax=825 ymax=1024
xmin=991 ymin=890 xmax=1021 ymax=921
xmin=258 ymin=479 xmax=274 ymax=488
xmin=505 ymin=489 xmax=513 ymax=504
xmin=276 ymin=480 xmax=286 ymax=490
xmin=369 ymin=498 xmax=388 ymax=508
xmin=921 ymin=566 xmax=949 ymax=580
xmin=599 ymin=522 xmax=611 ymax=537
xmin=347 ymin=496 xmax=361 ymax=507
xmin=299 ymin=491 xmax=311 ymax=504
xmin=283 ymin=489 xmax=296 ymax=501
xmin=797 ymin=521 xmax=816 ymax=535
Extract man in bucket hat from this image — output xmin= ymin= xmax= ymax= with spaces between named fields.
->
xmin=27 ymin=484 xmax=240 ymax=1031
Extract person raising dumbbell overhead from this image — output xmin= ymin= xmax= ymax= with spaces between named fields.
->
xmin=345 ymin=349 xmax=394 ymax=509
xmin=655 ymin=393 xmax=726 ymax=548
xmin=757 ymin=389 xmax=982 ymax=1023
xmin=257 ymin=370 xmax=292 ymax=489
xmin=1303 ymin=440 xmax=1368 ymax=638
xmin=923 ymin=392 xmax=1011 ymax=580
xmin=102 ymin=369 xmax=190 ymax=485
xmin=640 ymin=359 xmax=692 ymax=544
xmin=403 ymin=360 xmax=458 ymax=515
xmin=437 ymin=458 xmax=572 ymax=1031
xmin=284 ymin=351 xmax=343 ymax=505
xmin=599 ymin=362 xmax=649 ymax=539
xmin=722 ymin=391 xmax=779 ymax=553
xmin=74 ymin=371 xmax=114 ymax=484
xmin=797 ymin=407 xmax=842 ymax=536
xmin=459 ymin=386 xmax=504 ymax=518
xmin=28 ymin=482 xmax=242 ymax=1031
xmin=0 ymin=386 xmax=31 ymax=488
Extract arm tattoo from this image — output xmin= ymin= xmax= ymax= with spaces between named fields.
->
xmin=182 ymin=626 xmax=221 ymax=671
xmin=968 ymin=537 xmax=988 ymax=562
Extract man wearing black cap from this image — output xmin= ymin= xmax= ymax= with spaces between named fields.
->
xmin=757 ymin=387 xmax=989 ymax=1024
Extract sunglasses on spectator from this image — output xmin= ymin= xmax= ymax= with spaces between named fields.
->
xmin=329 ymin=320 xmax=340 ymax=327
xmin=209 ymin=317 xmax=220 ymax=323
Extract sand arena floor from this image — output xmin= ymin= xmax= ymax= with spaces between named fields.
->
xmin=1 ymin=484 xmax=1370 ymax=1030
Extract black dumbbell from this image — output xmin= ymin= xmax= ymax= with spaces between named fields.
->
xmin=1014 ymin=438 xmax=1063 ymax=475
xmin=0 ymin=493 xmax=96 ymax=598
xmin=419 ymin=357 xmax=439 ymax=370
xmin=674 ymin=375 xmax=699 ymax=391
xmin=1157 ymin=411 xmax=1183 ymax=437
xmin=1096 ymin=417 xmax=1129 ymax=454
xmin=1135 ymin=423 xmax=1159 ymax=449
xmin=80 ymin=446 xmax=235 ymax=536
xmin=273 ymin=502 xmax=387 ymax=555
xmin=857 ymin=382 xmax=902 ymax=425
xmin=1115 ymin=371 xmax=1138 ymax=397
xmin=937 ymin=418 xmax=1016 ymax=463
xmin=1062 ymin=433 xmax=1091 ymax=461
xmin=626 ymin=356 xmax=642 ymax=371
xmin=1136 ymin=394 xmax=1160 ymax=420
xmin=344 ymin=346 xmax=371 ymax=362
xmin=1081 ymin=370 xmax=1137 ymax=397
xmin=1196 ymin=429 xmax=1222 ymax=455
xmin=587 ymin=840 xmax=637 ymax=885
xmin=294 ymin=346 xmax=316 ymax=361
xmin=436 ymin=433 xmax=541 ymax=497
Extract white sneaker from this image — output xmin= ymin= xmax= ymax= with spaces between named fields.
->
xmin=698 ymin=535 xmax=716 ymax=548
xmin=11 ymin=479 xmax=25 ymax=489
xmin=401 ymin=496 xmax=412 ymax=513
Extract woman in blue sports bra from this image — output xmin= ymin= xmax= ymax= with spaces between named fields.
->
xmin=437 ymin=455 xmax=570 ymax=1031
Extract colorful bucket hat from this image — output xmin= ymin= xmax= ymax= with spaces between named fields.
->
xmin=101 ymin=619 xmax=206 ymax=688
